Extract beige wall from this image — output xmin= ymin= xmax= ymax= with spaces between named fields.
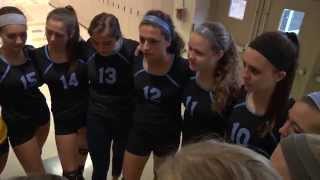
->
xmin=49 ymin=0 xmax=202 ymax=43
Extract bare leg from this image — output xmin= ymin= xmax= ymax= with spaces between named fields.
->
xmin=0 ymin=152 xmax=8 ymax=174
xmin=123 ymin=151 xmax=149 ymax=180
xmin=55 ymin=134 xmax=80 ymax=172
xmin=35 ymin=121 xmax=50 ymax=150
xmin=13 ymin=137 xmax=45 ymax=175
xmin=153 ymin=155 xmax=170 ymax=180
xmin=77 ymin=127 xmax=88 ymax=173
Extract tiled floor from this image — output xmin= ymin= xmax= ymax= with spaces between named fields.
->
xmin=0 ymin=0 xmax=153 ymax=179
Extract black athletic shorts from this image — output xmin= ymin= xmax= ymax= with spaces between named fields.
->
xmin=126 ymin=125 xmax=180 ymax=157
xmin=2 ymin=104 xmax=50 ymax=147
xmin=52 ymin=102 xmax=87 ymax=135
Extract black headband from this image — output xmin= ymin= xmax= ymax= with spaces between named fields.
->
xmin=249 ymin=32 xmax=294 ymax=71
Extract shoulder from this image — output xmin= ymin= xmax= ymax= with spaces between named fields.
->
xmin=172 ymin=56 xmax=194 ymax=76
xmin=120 ymin=38 xmax=139 ymax=58
xmin=26 ymin=46 xmax=46 ymax=61
xmin=232 ymin=101 xmax=247 ymax=111
xmin=228 ymin=96 xmax=249 ymax=119
xmin=122 ymin=38 xmax=139 ymax=49
xmin=77 ymin=40 xmax=96 ymax=62
xmin=166 ymin=56 xmax=194 ymax=83
xmin=133 ymin=55 xmax=143 ymax=71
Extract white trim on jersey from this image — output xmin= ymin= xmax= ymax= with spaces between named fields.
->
xmin=209 ymin=91 xmax=214 ymax=103
xmin=134 ymin=69 xmax=145 ymax=77
xmin=43 ymin=63 xmax=53 ymax=75
xmin=165 ymin=74 xmax=180 ymax=88
xmin=0 ymin=65 xmax=11 ymax=83
xmin=233 ymin=102 xmax=246 ymax=109
xmin=44 ymin=46 xmax=54 ymax=63
xmin=115 ymin=52 xmax=130 ymax=64
xmin=79 ymin=59 xmax=86 ymax=64
xmin=87 ymin=53 xmax=96 ymax=63
xmin=190 ymin=76 xmax=196 ymax=80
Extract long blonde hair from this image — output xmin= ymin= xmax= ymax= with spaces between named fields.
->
xmin=157 ymin=140 xmax=280 ymax=180
xmin=194 ymin=22 xmax=242 ymax=114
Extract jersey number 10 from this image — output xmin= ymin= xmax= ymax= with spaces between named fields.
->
xmin=231 ymin=122 xmax=250 ymax=145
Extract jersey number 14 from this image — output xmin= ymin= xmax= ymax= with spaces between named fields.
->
xmin=60 ymin=73 xmax=79 ymax=89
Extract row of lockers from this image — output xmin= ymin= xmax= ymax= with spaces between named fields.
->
xmin=49 ymin=0 xmax=196 ymax=41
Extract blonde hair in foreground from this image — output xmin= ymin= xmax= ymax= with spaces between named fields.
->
xmin=157 ymin=140 xmax=281 ymax=180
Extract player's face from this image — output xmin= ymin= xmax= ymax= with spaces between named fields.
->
xmin=0 ymin=24 xmax=27 ymax=52
xmin=46 ymin=19 xmax=69 ymax=49
xmin=279 ymin=101 xmax=320 ymax=138
xmin=242 ymin=47 xmax=285 ymax=94
xmin=139 ymin=24 xmax=170 ymax=61
xmin=188 ymin=32 xmax=222 ymax=72
xmin=90 ymin=32 xmax=117 ymax=56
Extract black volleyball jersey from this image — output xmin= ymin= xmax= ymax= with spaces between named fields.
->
xmin=88 ymin=38 xmax=138 ymax=96
xmin=133 ymin=55 xmax=190 ymax=128
xmin=226 ymin=98 xmax=293 ymax=156
xmin=0 ymin=46 xmax=46 ymax=115
xmin=182 ymin=77 xmax=225 ymax=140
xmin=32 ymin=44 xmax=92 ymax=113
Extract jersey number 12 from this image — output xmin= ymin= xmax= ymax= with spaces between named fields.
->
xmin=143 ymin=86 xmax=161 ymax=102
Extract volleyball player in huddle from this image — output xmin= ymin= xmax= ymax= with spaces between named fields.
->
xmin=0 ymin=6 xmax=50 ymax=175
xmin=182 ymin=22 xmax=242 ymax=144
xmin=123 ymin=10 xmax=192 ymax=180
xmin=86 ymin=13 xmax=138 ymax=180
xmin=226 ymin=32 xmax=299 ymax=157
xmin=31 ymin=6 xmax=92 ymax=180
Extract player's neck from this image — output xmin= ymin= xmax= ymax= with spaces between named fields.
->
xmin=143 ymin=53 xmax=173 ymax=75
xmin=47 ymin=46 xmax=68 ymax=63
xmin=247 ymin=91 xmax=272 ymax=115
xmin=196 ymin=69 xmax=214 ymax=91
xmin=0 ymin=48 xmax=25 ymax=65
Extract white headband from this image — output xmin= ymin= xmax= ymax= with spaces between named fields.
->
xmin=307 ymin=91 xmax=320 ymax=110
xmin=0 ymin=13 xmax=26 ymax=28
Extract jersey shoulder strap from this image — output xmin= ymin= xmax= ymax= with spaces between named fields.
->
xmin=0 ymin=57 xmax=10 ymax=83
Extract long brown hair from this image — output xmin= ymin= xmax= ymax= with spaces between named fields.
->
xmin=250 ymin=32 xmax=299 ymax=136
xmin=46 ymin=5 xmax=80 ymax=70
xmin=194 ymin=22 xmax=243 ymax=114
